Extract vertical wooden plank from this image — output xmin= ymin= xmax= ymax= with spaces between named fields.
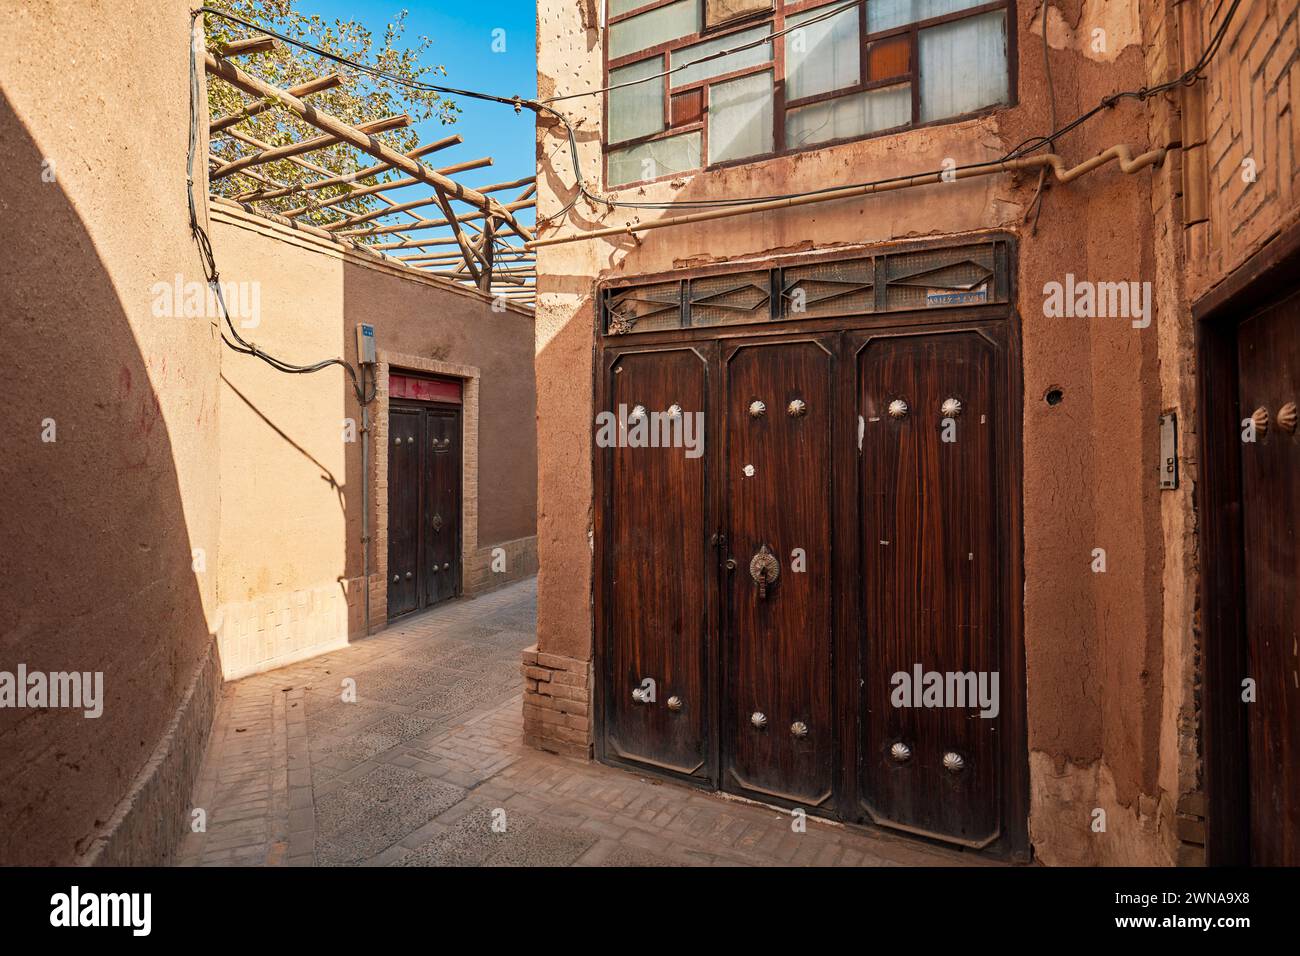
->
xmin=857 ymin=329 xmax=1002 ymax=846
xmin=721 ymin=338 xmax=835 ymax=806
xmin=386 ymin=407 xmax=422 ymax=619
xmin=604 ymin=346 xmax=712 ymax=776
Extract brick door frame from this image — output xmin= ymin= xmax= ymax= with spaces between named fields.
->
xmin=370 ymin=350 xmax=481 ymax=630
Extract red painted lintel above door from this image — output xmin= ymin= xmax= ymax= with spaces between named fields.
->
xmin=390 ymin=373 xmax=462 ymax=404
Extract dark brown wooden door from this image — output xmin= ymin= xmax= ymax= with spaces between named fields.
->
xmin=595 ymin=317 xmax=1024 ymax=855
xmin=387 ymin=401 xmax=461 ymax=620
xmin=602 ymin=347 xmax=711 ymax=776
xmin=424 ymin=407 xmax=461 ymax=608
xmin=721 ymin=340 xmax=834 ymax=806
xmin=1236 ymin=288 xmax=1300 ymax=866
xmin=857 ymin=330 xmax=1002 ymax=846
xmin=387 ymin=407 xmax=422 ymax=618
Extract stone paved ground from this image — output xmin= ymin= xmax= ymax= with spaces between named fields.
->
xmin=178 ymin=577 xmax=996 ymax=867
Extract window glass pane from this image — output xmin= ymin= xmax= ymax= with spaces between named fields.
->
xmin=784 ymin=4 xmax=859 ymax=101
xmin=705 ymin=0 xmax=773 ymax=28
xmin=919 ymin=10 xmax=1008 ymax=121
xmin=609 ymin=0 xmax=702 ymax=59
xmin=670 ymin=25 xmax=772 ymax=87
xmin=785 ymin=83 xmax=911 ymax=147
xmin=708 ymin=72 xmax=774 ymax=164
xmin=608 ymin=130 xmax=702 ymax=185
xmin=867 ymin=0 xmax=989 ymax=33
xmin=609 ymin=0 xmax=648 ymax=17
xmin=608 ymin=58 xmax=666 ymax=143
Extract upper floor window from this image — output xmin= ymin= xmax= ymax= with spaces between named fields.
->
xmin=604 ymin=0 xmax=1014 ymax=186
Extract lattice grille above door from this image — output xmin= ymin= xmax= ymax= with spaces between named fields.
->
xmin=601 ymin=237 xmax=1010 ymax=335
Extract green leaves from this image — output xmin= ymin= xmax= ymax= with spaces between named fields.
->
xmin=205 ymin=0 xmax=458 ymax=227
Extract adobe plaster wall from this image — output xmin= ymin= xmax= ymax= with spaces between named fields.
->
xmin=0 ymin=1 xmax=222 ymax=864
xmin=532 ymin=0 xmax=1187 ymax=864
xmin=208 ymin=207 xmax=538 ymax=679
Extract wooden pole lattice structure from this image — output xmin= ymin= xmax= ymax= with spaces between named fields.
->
xmin=204 ymin=39 xmax=535 ymax=307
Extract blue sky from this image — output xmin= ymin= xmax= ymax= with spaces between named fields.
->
xmin=306 ymin=0 xmax=539 ymax=231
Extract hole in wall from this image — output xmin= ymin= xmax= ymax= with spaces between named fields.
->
xmin=1044 ymin=387 xmax=1064 ymax=406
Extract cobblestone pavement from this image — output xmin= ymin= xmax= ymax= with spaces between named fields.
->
xmin=178 ymin=577 xmax=996 ymax=867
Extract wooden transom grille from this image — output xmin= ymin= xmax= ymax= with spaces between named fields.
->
xmin=602 ymin=238 xmax=1010 ymax=334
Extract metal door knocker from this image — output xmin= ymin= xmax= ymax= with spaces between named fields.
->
xmin=749 ymin=543 xmax=780 ymax=599
xmin=1279 ymin=401 xmax=1297 ymax=435
xmin=432 ymin=513 xmax=443 ymax=533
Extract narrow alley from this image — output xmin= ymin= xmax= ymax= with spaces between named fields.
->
xmin=178 ymin=578 xmax=989 ymax=868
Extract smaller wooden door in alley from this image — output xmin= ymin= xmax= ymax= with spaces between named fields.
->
xmin=387 ymin=376 xmax=462 ymax=620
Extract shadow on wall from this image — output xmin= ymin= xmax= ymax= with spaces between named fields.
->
xmin=0 ymin=92 xmax=216 ymax=865
xmin=222 ymin=373 xmax=347 ymax=514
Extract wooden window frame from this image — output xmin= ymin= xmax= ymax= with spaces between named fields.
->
xmin=603 ymin=0 xmax=1018 ymax=188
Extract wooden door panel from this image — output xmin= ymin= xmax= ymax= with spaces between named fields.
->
xmin=858 ymin=330 xmax=1001 ymax=845
xmin=1237 ymin=288 xmax=1300 ymax=866
xmin=605 ymin=348 xmax=710 ymax=776
xmin=424 ymin=408 xmax=460 ymax=607
xmin=387 ymin=407 xmax=421 ymax=619
xmin=722 ymin=340 xmax=834 ymax=805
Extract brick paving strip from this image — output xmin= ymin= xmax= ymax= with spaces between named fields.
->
xmin=177 ymin=578 xmax=997 ymax=867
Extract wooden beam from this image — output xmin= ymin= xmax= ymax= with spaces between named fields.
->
xmin=208 ymin=195 xmax=398 ymax=264
xmin=317 ymin=158 xmax=496 ymax=231
xmin=205 ymin=53 xmax=534 ymax=241
xmin=430 ymin=157 xmax=495 ymax=178
xmin=244 ymin=136 xmax=462 ymax=205
xmin=211 ymin=155 xmax=380 ymax=230
xmin=394 ymin=239 xmax=463 ymax=258
xmin=214 ymin=36 xmax=276 ymax=57
xmin=479 ymin=217 xmax=495 ymax=292
xmin=344 ymin=199 xmax=537 ymax=240
xmin=427 ymin=269 xmax=533 ymax=280
xmin=405 ymin=250 xmax=533 ymax=263
xmin=473 ymin=176 xmax=534 ymax=195
xmin=217 ymin=132 xmax=423 ymax=245
xmin=279 ymin=154 xmax=469 ymax=216
xmin=430 ymin=185 xmax=481 ymax=285
xmin=211 ymin=114 xmax=411 ymax=181
xmin=210 ymin=74 xmax=343 ymax=135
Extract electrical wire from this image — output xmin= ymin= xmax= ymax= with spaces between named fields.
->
xmin=189 ymin=10 xmax=374 ymax=405
xmin=1024 ymin=0 xmax=1059 ymax=233
xmin=196 ymin=0 xmax=1242 ymax=228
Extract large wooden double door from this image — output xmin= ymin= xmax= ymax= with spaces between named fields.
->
xmin=596 ymin=323 xmax=1025 ymax=854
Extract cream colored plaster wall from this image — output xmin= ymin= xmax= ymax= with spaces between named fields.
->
xmin=208 ymin=208 xmax=537 ymax=679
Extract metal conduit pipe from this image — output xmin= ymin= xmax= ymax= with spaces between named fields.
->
xmin=525 ymin=144 xmax=1168 ymax=250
